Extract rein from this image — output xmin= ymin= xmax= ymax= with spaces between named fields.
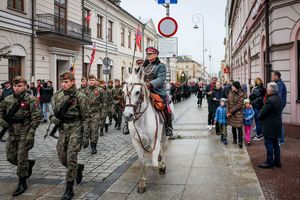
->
xmin=124 ymin=82 xmax=159 ymax=153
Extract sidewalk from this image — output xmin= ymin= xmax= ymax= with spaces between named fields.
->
xmin=99 ymin=97 xmax=265 ymax=200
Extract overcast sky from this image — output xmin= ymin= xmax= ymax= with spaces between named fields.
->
xmin=120 ymin=0 xmax=227 ymax=73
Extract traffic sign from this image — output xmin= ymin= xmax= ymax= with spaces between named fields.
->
xmin=103 ymin=57 xmax=111 ymax=65
xmin=158 ymin=0 xmax=177 ymax=4
xmin=158 ymin=17 xmax=178 ymax=38
xmin=158 ymin=37 xmax=178 ymax=58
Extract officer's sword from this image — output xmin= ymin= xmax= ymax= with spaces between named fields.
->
xmin=44 ymin=123 xmax=59 ymax=140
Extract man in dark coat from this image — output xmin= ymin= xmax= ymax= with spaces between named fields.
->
xmin=0 ymin=81 xmax=13 ymax=101
xmin=206 ymin=77 xmax=217 ymax=130
xmin=258 ymin=82 xmax=282 ymax=169
xmin=272 ymin=71 xmax=287 ymax=145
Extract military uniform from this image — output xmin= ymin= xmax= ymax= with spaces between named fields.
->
xmin=50 ymin=72 xmax=90 ymax=200
xmin=99 ymin=81 xmax=109 ymax=135
xmin=0 ymin=76 xmax=42 ymax=196
xmin=83 ymin=75 xmax=105 ymax=154
xmin=113 ymin=79 xmax=124 ymax=130
xmin=78 ymin=77 xmax=87 ymax=92
xmin=107 ymin=81 xmax=115 ymax=125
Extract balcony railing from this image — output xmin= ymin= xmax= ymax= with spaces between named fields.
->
xmin=36 ymin=13 xmax=91 ymax=43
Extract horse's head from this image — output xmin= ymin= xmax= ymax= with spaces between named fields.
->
xmin=123 ymin=68 xmax=148 ymax=122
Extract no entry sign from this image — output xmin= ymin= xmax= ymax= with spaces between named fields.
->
xmin=158 ymin=17 xmax=178 ymax=38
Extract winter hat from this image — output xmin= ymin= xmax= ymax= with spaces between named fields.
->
xmin=244 ymin=99 xmax=250 ymax=104
xmin=232 ymin=81 xmax=241 ymax=90
xmin=220 ymin=98 xmax=227 ymax=102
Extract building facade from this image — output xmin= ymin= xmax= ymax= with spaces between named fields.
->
xmin=224 ymin=0 xmax=300 ymax=137
xmin=0 ymin=0 xmax=158 ymax=90
xmin=176 ymin=56 xmax=202 ymax=83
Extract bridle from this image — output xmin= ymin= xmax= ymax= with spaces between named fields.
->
xmin=124 ymin=81 xmax=159 ymax=153
xmin=124 ymin=82 xmax=149 ymax=121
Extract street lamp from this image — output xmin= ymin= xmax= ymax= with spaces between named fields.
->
xmin=192 ymin=13 xmax=205 ymax=81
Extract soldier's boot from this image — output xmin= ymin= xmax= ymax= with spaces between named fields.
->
xmin=12 ymin=177 xmax=27 ymax=196
xmin=116 ymin=123 xmax=121 ymax=130
xmin=62 ymin=181 xmax=74 ymax=200
xmin=91 ymin=143 xmax=97 ymax=154
xmin=109 ymin=119 xmax=112 ymax=125
xmin=238 ymin=132 xmax=243 ymax=148
xmin=76 ymin=164 xmax=84 ymax=184
xmin=114 ymin=122 xmax=118 ymax=128
xmin=123 ymin=123 xmax=130 ymax=135
xmin=27 ymin=160 xmax=35 ymax=179
xmin=163 ymin=108 xmax=173 ymax=137
xmin=105 ymin=123 xmax=109 ymax=133
xmin=100 ymin=128 xmax=104 ymax=136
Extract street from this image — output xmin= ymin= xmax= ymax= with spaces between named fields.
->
xmin=0 ymin=96 xmax=264 ymax=199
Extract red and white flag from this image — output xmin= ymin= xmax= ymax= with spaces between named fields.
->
xmin=89 ymin=42 xmax=96 ymax=66
xmin=135 ymin=24 xmax=142 ymax=51
xmin=85 ymin=10 xmax=92 ymax=22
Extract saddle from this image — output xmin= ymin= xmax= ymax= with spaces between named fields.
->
xmin=150 ymin=93 xmax=164 ymax=111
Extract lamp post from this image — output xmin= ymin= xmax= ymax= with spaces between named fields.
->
xmin=192 ymin=13 xmax=205 ymax=81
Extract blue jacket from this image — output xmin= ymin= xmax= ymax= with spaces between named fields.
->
xmin=275 ymin=79 xmax=287 ymax=109
xmin=243 ymin=107 xmax=254 ymax=125
xmin=214 ymin=106 xmax=227 ymax=125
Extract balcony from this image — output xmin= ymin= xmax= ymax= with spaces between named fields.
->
xmin=36 ymin=13 xmax=92 ymax=45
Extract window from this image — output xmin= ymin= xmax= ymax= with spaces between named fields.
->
xmin=54 ymin=0 xmax=67 ymax=34
xmin=83 ymin=63 xmax=88 ymax=79
xmin=83 ymin=9 xmax=90 ymax=34
xmin=121 ymin=28 xmax=125 ymax=46
xmin=128 ymin=31 xmax=131 ymax=48
xmin=108 ymin=20 xmax=113 ymax=42
xmin=97 ymin=64 xmax=102 ymax=79
xmin=297 ymin=40 xmax=300 ymax=100
xmin=8 ymin=57 xmax=21 ymax=81
xmin=7 ymin=0 xmax=24 ymax=12
xmin=97 ymin=15 xmax=103 ymax=39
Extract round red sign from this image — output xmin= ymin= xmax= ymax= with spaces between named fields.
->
xmin=158 ymin=17 xmax=178 ymax=38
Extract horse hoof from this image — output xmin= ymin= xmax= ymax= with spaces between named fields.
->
xmin=159 ymin=166 xmax=166 ymax=175
xmin=137 ymin=186 xmax=146 ymax=194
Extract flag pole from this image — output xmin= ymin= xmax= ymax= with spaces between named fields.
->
xmin=131 ymin=24 xmax=145 ymax=72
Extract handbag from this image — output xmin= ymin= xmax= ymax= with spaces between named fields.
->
xmin=150 ymin=93 xmax=164 ymax=111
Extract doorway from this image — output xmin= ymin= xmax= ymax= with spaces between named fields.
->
xmin=56 ymin=60 xmax=69 ymax=90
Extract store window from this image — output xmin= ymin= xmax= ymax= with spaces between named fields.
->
xmin=8 ymin=57 xmax=21 ymax=81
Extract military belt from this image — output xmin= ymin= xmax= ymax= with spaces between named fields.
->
xmin=10 ymin=117 xmax=28 ymax=123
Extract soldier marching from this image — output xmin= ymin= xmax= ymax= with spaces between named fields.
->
xmin=0 ymin=46 xmax=176 ymax=199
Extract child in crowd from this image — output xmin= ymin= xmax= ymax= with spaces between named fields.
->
xmin=243 ymin=99 xmax=255 ymax=145
xmin=214 ymin=98 xmax=228 ymax=145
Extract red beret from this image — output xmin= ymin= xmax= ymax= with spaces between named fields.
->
xmin=136 ymin=59 xmax=144 ymax=65
xmin=146 ymin=47 xmax=159 ymax=55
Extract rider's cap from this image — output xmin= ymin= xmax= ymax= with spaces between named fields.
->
xmin=136 ymin=59 xmax=144 ymax=65
xmin=146 ymin=47 xmax=159 ymax=55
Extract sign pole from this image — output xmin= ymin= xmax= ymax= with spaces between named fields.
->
xmin=165 ymin=3 xmax=171 ymax=97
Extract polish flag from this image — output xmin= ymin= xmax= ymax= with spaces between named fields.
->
xmin=85 ymin=10 xmax=92 ymax=22
xmin=89 ymin=42 xmax=96 ymax=66
xmin=135 ymin=24 xmax=142 ymax=51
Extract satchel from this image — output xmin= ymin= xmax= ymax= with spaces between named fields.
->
xmin=150 ymin=93 xmax=164 ymax=111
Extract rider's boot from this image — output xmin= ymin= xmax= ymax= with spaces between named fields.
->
xmin=163 ymin=108 xmax=173 ymax=137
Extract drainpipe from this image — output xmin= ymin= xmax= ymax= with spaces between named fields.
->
xmin=265 ymin=0 xmax=271 ymax=83
xmin=82 ymin=0 xmax=84 ymax=77
xmin=31 ymin=0 xmax=35 ymax=81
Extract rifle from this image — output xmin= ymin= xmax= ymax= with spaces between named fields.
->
xmin=44 ymin=92 xmax=76 ymax=140
xmin=0 ymin=94 xmax=25 ymax=142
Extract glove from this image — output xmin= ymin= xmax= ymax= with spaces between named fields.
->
xmin=26 ymin=130 xmax=35 ymax=150
xmin=146 ymin=83 xmax=153 ymax=90
xmin=50 ymin=115 xmax=60 ymax=126
xmin=0 ymin=119 xmax=9 ymax=129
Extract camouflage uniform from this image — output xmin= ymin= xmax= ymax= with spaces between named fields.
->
xmin=0 ymin=76 xmax=42 ymax=196
xmin=113 ymin=82 xmax=124 ymax=129
xmin=99 ymin=83 xmax=109 ymax=135
xmin=51 ymin=82 xmax=90 ymax=183
xmin=83 ymin=84 xmax=104 ymax=153
xmin=107 ymin=82 xmax=115 ymax=124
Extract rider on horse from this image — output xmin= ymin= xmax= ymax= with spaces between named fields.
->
xmin=123 ymin=47 xmax=173 ymax=137
xmin=142 ymin=47 xmax=173 ymax=137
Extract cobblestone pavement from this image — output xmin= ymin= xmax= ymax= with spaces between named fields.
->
xmin=247 ymin=137 xmax=300 ymax=200
xmin=0 ymin=119 xmax=136 ymax=199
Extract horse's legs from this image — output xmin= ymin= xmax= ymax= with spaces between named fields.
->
xmin=159 ymin=133 xmax=167 ymax=175
xmin=135 ymin=145 xmax=146 ymax=194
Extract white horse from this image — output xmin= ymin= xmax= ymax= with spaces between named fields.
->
xmin=123 ymin=69 xmax=167 ymax=193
